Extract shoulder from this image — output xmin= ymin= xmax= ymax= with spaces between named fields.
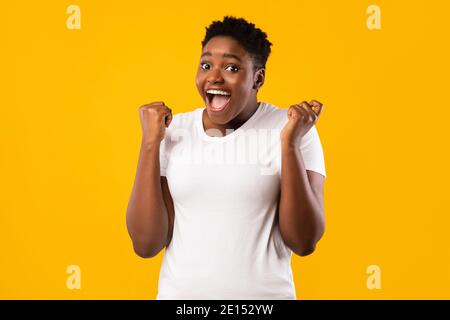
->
xmin=256 ymin=101 xmax=289 ymax=128
xmin=167 ymin=107 xmax=202 ymax=129
xmin=258 ymin=101 xmax=287 ymax=118
xmin=161 ymin=108 xmax=201 ymax=147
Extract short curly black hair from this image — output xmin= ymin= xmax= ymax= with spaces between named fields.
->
xmin=201 ymin=16 xmax=273 ymax=72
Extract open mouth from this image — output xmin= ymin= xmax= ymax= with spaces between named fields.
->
xmin=205 ymin=90 xmax=232 ymax=112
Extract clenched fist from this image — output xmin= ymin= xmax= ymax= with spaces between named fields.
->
xmin=280 ymin=100 xmax=324 ymax=146
xmin=138 ymin=101 xmax=173 ymax=144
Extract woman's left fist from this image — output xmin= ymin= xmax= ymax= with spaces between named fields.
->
xmin=280 ymin=100 xmax=324 ymax=146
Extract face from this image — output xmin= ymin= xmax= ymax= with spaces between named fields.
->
xmin=195 ymin=36 xmax=264 ymax=124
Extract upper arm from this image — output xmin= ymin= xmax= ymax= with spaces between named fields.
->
xmin=161 ymin=176 xmax=175 ymax=247
xmin=306 ymin=170 xmax=325 ymax=214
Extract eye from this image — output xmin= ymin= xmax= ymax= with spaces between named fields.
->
xmin=225 ymin=65 xmax=239 ymax=73
xmin=200 ymin=62 xmax=210 ymax=70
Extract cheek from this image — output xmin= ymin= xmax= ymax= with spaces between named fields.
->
xmin=195 ymin=73 xmax=203 ymax=90
xmin=231 ymin=76 xmax=253 ymax=96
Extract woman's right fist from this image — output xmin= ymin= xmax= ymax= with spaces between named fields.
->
xmin=138 ymin=101 xmax=173 ymax=144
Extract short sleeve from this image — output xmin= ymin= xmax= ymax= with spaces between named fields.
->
xmin=159 ymin=135 xmax=168 ymax=177
xmin=158 ymin=112 xmax=184 ymax=177
xmin=299 ymin=125 xmax=326 ymax=178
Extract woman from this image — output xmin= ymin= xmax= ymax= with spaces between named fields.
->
xmin=126 ymin=16 xmax=326 ymax=299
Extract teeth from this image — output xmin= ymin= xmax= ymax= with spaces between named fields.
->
xmin=206 ymin=89 xmax=231 ymax=96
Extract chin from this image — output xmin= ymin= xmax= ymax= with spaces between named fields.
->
xmin=206 ymin=108 xmax=233 ymax=125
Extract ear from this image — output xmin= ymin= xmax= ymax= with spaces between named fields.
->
xmin=253 ymin=68 xmax=265 ymax=90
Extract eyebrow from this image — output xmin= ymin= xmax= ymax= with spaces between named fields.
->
xmin=200 ymin=51 xmax=242 ymax=62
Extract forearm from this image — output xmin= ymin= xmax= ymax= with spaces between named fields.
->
xmin=126 ymin=140 xmax=168 ymax=258
xmin=278 ymin=142 xmax=324 ymax=255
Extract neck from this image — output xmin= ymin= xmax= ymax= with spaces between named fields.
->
xmin=229 ymin=99 xmax=259 ymax=129
xmin=203 ymin=99 xmax=260 ymax=137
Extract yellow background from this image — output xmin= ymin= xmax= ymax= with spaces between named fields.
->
xmin=1 ymin=0 xmax=449 ymax=299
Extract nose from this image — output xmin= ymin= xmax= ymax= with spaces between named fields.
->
xmin=206 ymin=68 xmax=224 ymax=84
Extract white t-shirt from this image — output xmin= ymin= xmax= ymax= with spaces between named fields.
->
xmin=156 ymin=101 xmax=326 ymax=300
